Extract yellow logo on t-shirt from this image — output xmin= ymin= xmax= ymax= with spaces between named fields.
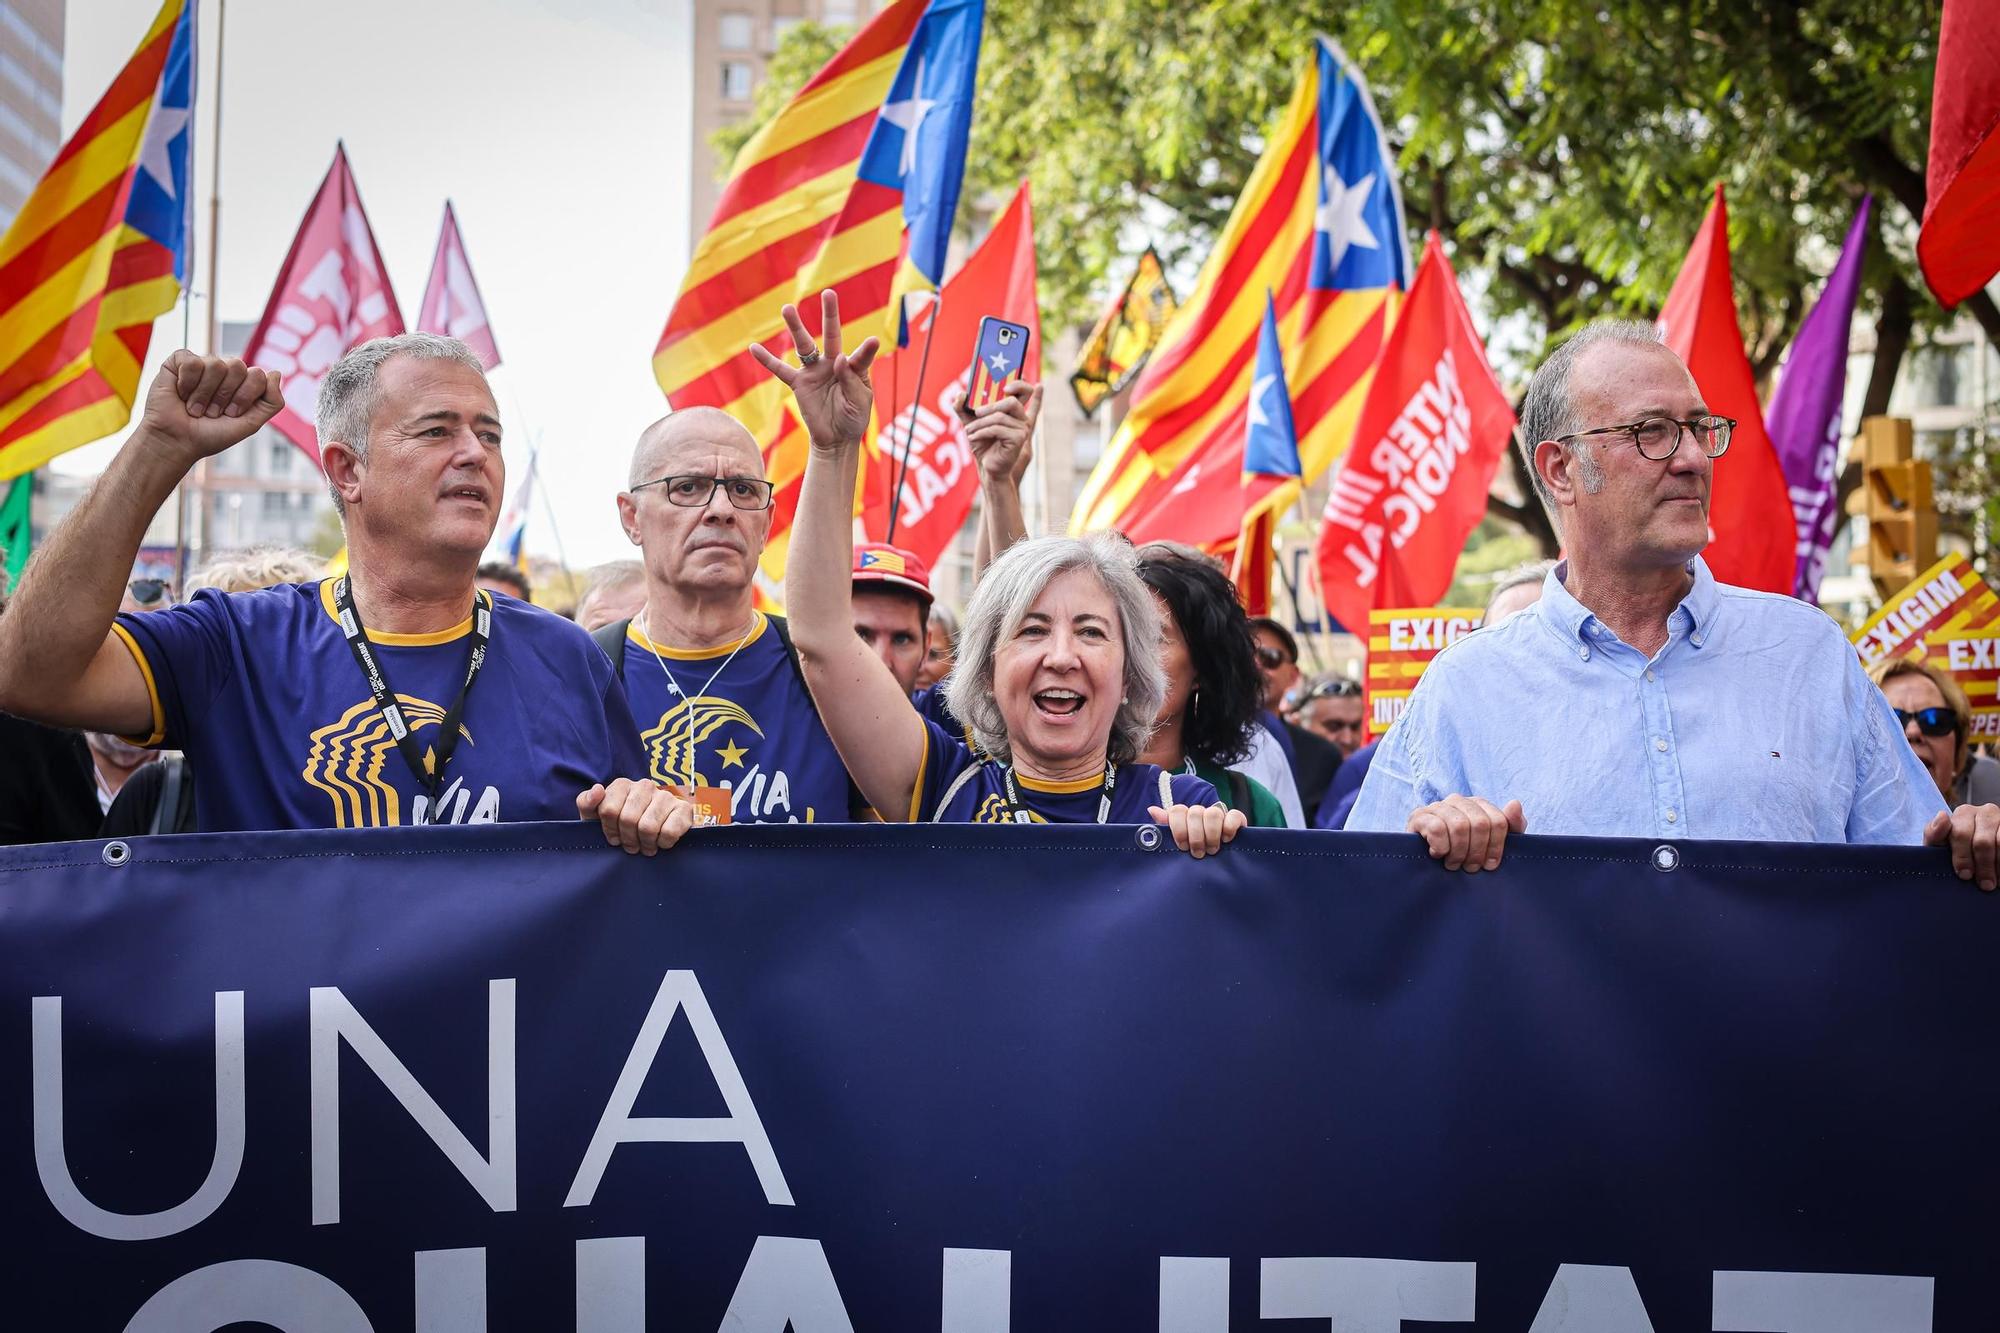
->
xmin=642 ymin=695 xmax=764 ymax=787
xmin=301 ymin=694 xmax=475 ymax=827
xmin=972 ymin=793 xmax=1046 ymax=824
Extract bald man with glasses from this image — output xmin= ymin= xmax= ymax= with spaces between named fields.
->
xmin=593 ymin=408 xmax=859 ymax=824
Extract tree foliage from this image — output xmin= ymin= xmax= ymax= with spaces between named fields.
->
xmin=714 ymin=2 xmax=1988 ymax=549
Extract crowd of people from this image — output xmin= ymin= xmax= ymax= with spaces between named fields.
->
xmin=1 ymin=291 xmax=1996 ymax=886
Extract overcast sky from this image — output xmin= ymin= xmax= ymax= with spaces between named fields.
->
xmin=62 ymin=0 xmax=697 ymax=566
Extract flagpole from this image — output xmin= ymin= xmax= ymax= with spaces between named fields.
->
xmin=1284 ymin=491 xmax=1332 ymax=676
xmin=193 ymin=0 xmax=226 ymax=565
xmin=886 ymin=294 xmax=942 ymax=545
xmin=526 ymin=437 xmax=574 ymax=587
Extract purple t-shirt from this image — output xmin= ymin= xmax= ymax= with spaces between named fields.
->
xmin=909 ymin=716 xmax=1217 ymax=823
xmin=114 ymin=581 xmax=643 ymax=832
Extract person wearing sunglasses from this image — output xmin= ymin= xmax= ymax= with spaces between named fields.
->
xmin=1348 ymin=321 xmax=2000 ymax=888
xmin=1868 ymin=657 xmax=2000 ymax=809
xmin=119 ymin=576 xmax=175 ymax=614
xmin=1296 ymin=676 xmax=1366 ymax=758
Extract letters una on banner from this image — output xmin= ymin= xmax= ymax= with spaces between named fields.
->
xmin=3 ymin=823 xmax=1994 ymax=1329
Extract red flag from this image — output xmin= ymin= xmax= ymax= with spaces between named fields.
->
xmin=1313 ymin=233 xmax=1515 ymax=635
xmin=1658 ymin=187 xmax=1797 ymax=594
xmin=862 ymin=182 xmax=1040 ymax=566
xmin=240 ymin=145 xmax=405 ymax=463
xmin=416 ymin=201 xmax=501 ymax=370
xmin=1919 ymin=0 xmax=2000 ymax=308
xmin=1231 ymin=505 xmax=1280 ymax=615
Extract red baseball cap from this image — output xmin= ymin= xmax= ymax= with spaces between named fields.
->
xmin=852 ymin=543 xmax=933 ymax=613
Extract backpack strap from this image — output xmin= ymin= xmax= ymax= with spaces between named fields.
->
xmin=590 ymin=617 xmax=632 ymax=675
xmin=931 ymin=761 xmax=986 ymax=823
xmin=150 ymin=754 xmax=188 ymax=837
xmin=1226 ymin=768 xmax=1251 ymax=813
xmin=764 ymin=613 xmax=810 ymax=693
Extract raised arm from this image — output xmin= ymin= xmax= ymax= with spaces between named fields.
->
xmin=967 ymin=381 xmax=1038 ymax=579
xmin=0 ymin=353 xmax=282 ymax=735
xmin=756 ymin=291 xmax=930 ymax=820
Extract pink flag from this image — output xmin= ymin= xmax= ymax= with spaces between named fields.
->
xmin=240 ymin=144 xmax=405 ymax=463
xmin=416 ymin=201 xmax=502 ymax=370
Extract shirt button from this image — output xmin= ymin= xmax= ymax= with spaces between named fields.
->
xmin=1655 ymin=737 xmax=1668 ymax=752
xmin=1579 ymin=647 xmax=1591 ymax=661
xmin=1691 ymin=633 xmax=1704 ymax=647
xmin=1665 ymin=808 xmax=1678 ymax=823
xmin=1645 ymin=669 xmax=1656 ymax=682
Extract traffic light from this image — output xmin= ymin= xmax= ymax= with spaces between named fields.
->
xmin=1858 ymin=415 xmax=1935 ymax=599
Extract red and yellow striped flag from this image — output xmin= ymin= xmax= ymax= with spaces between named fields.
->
xmin=0 ymin=0 xmax=195 ymax=481
xmin=654 ymin=0 xmax=979 ymax=582
xmin=1070 ymin=40 xmax=1408 ymax=546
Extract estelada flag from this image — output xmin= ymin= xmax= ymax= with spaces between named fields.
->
xmin=1071 ymin=39 xmax=1408 ymax=546
xmin=1918 ymin=0 xmax=2000 ymax=309
xmin=239 ymin=144 xmax=405 ymax=464
xmin=1658 ymin=186 xmax=1797 ymax=594
xmin=862 ymin=181 xmax=1040 ymax=566
xmin=1314 ymin=233 xmax=1514 ymax=635
xmin=654 ymin=0 xmax=984 ymax=583
xmin=1070 ymin=247 xmax=1176 ymax=416
xmin=1230 ymin=292 xmax=1302 ymax=617
xmin=416 ymin=201 xmax=501 ymax=371
xmin=0 ymin=0 xmax=194 ymax=481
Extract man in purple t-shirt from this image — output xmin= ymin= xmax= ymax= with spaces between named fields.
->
xmin=0 ymin=340 xmax=684 ymax=853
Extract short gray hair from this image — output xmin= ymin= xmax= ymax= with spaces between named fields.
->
xmin=945 ymin=532 xmax=1165 ymax=768
xmin=1483 ymin=558 xmax=1556 ymax=617
xmin=1517 ymin=319 xmax=1661 ymax=522
xmin=316 ymin=333 xmax=489 ymax=513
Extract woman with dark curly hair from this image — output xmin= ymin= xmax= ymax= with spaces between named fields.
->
xmin=1135 ymin=547 xmax=1290 ymax=828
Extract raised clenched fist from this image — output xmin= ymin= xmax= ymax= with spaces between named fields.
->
xmin=138 ymin=350 xmax=286 ymax=466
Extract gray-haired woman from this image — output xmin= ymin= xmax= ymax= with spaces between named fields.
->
xmin=754 ymin=290 xmax=1246 ymax=856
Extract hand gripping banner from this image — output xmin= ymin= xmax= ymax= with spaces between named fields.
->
xmin=1 ymin=823 xmax=1994 ymax=1329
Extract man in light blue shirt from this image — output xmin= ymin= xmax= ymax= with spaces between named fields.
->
xmin=1348 ymin=320 xmax=2000 ymax=888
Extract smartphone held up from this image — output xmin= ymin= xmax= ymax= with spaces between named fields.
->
xmin=965 ymin=316 xmax=1033 ymax=410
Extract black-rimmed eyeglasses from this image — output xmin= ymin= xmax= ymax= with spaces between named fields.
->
xmin=629 ymin=475 xmax=775 ymax=510
xmin=1555 ymin=415 xmax=1735 ymax=461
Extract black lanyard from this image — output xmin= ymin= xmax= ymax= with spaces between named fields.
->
xmin=1000 ymin=760 xmax=1117 ymax=824
xmin=332 ymin=577 xmax=490 ymax=825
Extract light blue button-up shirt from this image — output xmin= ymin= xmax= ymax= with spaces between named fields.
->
xmin=1348 ymin=558 xmax=1947 ymax=843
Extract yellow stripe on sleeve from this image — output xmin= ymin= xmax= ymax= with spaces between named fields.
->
xmin=108 ymin=620 xmax=166 ymax=747
xmin=905 ymin=709 xmax=930 ymax=824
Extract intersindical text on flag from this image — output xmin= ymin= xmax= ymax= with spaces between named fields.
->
xmin=1321 ymin=349 xmax=1476 ymax=592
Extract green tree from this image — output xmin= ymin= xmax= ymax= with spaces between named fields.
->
xmin=713 ymin=3 xmax=1984 ymax=552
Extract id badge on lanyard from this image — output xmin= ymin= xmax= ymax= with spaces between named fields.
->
xmin=332 ymin=578 xmax=490 ymax=825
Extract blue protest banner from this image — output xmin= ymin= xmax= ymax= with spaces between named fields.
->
xmin=0 ymin=824 xmax=1992 ymax=1330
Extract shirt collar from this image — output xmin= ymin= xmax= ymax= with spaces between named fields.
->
xmin=1539 ymin=556 xmax=1720 ymax=649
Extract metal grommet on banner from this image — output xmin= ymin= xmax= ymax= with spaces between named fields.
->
xmin=100 ymin=840 xmax=131 ymax=868
xmin=1651 ymin=844 xmax=1680 ymax=873
xmin=1136 ymin=824 xmax=1162 ymax=852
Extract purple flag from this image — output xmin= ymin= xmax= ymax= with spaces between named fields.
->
xmin=1766 ymin=196 xmax=1872 ymax=602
